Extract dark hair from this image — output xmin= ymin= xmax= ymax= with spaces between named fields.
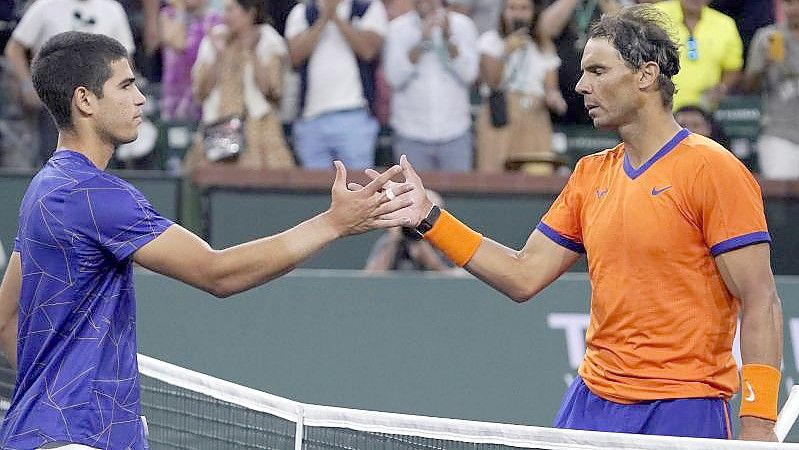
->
xmin=235 ymin=0 xmax=269 ymax=25
xmin=674 ymin=104 xmax=731 ymax=148
xmin=497 ymin=0 xmax=541 ymax=45
xmin=587 ymin=5 xmax=680 ymax=107
xmin=30 ymin=31 xmax=129 ymax=130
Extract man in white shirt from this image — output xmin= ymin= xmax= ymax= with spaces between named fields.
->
xmin=448 ymin=0 xmax=501 ymax=35
xmin=384 ymin=0 xmax=479 ymax=172
xmin=286 ymin=0 xmax=388 ymax=169
xmin=4 ymin=0 xmax=135 ymax=167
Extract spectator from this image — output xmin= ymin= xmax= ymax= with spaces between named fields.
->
xmin=286 ymin=0 xmax=387 ymax=169
xmin=476 ymin=0 xmax=566 ymax=173
xmin=160 ymin=0 xmax=222 ymax=122
xmin=186 ymin=0 xmax=295 ymax=169
xmin=364 ymin=189 xmax=452 ymax=272
xmin=4 ymin=0 xmax=135 ymax=167
xmin=743 ymin=0 xmax=799 ymax=180
xmin=538 ymin=0 xmax=621 ymax=125
xmin=448 ymin=0 xmax=502 ymax=35
xmin=711 ymin=0 xmax=775 ymax=59
xmin=674 ymin=104 xmax=730 ymax=148
xmin=383 ymin=0 xmax=479 ymax=172
xmin=654 ymin=0 xmax=743 ymax=110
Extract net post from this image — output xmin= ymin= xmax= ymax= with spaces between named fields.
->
xmin=776 ymin=385 xmax=799 ymax=442
xmin=295 ymin=405 xmax=305 ymax=450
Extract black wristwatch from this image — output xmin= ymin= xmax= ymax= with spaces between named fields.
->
xmin=402 ymin=205 xmax=441 ymax=241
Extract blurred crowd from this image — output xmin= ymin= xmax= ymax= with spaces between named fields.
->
xmin=0 ymin=0 xmax=797 ymax=180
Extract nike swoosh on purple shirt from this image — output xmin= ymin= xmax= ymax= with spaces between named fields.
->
xmin=651 ymin=185 xmax=672 ymax=196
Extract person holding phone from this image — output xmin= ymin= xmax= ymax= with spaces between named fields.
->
xmin=476 ymin=0 xmax=566 ymax=173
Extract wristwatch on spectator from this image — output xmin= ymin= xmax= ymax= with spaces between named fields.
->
xmin=402 ymin=205 xmax=441 ymax=241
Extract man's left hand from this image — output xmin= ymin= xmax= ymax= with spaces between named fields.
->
xmin=738 ymin=416 xmax=778 ymax=441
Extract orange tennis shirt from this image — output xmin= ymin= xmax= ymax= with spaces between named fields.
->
xmin=539 ymin=129 xmax=770 ymax=403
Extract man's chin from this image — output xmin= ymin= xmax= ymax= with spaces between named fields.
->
xmin=117 ymin=132 xmax=139 ymax=146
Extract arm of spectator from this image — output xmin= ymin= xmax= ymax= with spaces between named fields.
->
xmin=192 ymin=32 xmax=225 ymax=102
xmin=480 ymin=54 xmax=504 ymax=89
xmin=542 ymin=39 xmax=567 ymax=115
xmin=4 ymin=39 xmax=38 ymax=109
xmin=286 ymin=4 xmax=331 ymax=68
xmin=160 ymin=2 xmax=188 ymax=51
xmin=447 ymin=2 xmax=472 ymax=16
xmin=254 ymin=54 xmax=284 ymax=104
xmin=741 ymin=27 xmax=770 ymax=92
xmin=333 ymin=17 xmax=383 ymax=61
xmin=364 ymin=231 xmax=401 ymax=272
xmin=0 ymin=252 xmax=20 ymax=369
xmin=446 ymin=15 xmax=480 ymax=85
xmin=143 ymin=0 xmax=161 ymax=55
xmin=411 ymin=241 xmax=451 ymax=271
xmin=383 ymin=19 xmax=420 ymax=91
xmin=538 ymin=0 xmax=580 ymax=39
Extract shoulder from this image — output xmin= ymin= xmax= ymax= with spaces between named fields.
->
xmin=675 ymin=133 xmax=749 ymax=175
xmin=449 ymin=11 xmax=477 ymax=30
xmin=478 ymin=30 xmax=503 ymax=52
xmin=751 ymin=24 xmax=778 ymax=47
xmin=575 ymin=144 xmax=624 ymax=173
xmin=389 ymin=11 xmax=416 ymax=28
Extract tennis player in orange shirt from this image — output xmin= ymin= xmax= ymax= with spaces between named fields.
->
xmin=372 ymin=5 xmax=782 ymax=441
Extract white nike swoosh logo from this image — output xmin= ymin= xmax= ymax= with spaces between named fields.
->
xmin=745 ymin=380 xmax=756 ymax=402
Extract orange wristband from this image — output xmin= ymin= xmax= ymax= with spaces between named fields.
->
xmin=424 ymin=210 xmax=482 ymax=267
xmin=739 ymin=364 xmax=781 ymax=421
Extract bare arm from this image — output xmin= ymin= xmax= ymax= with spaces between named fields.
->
xmin=538 ymin=0 xmax=579 ymax=39
xmin=4 ymin=39 xmax=32 ymax=91
xmin=0 ymin=253 xmax=20 ymax=369
xmin=143 ymin=0 xmax=161 ymax=54
xmin=715 ymin=243 xmax=782 ymax=440
xmin=288 ymin=15 xmax=330 ymax=68
xmin=480 ymin=54 xmax=504 ymax=89
xmin=160 ymin=7 xmax=188 ymax=51
xmin=134 ymin=164 xmax=412 ymax=298
xmin=332 ymin=16 xmax=383 ymax=61
xmin=192 ymin=59 xmax=222 ymax=102
xmin=253 ymin=54 xmax=284 ymax=103
xmin=464 ymin=231 xmax=581 ymax=302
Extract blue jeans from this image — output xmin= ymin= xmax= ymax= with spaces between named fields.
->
xmin=293 ymin=108 xmax=378 ymax=169
xmin=554 ymin=376 xmax=732 ymax=438
xmin=392 ymin=132 xmax=473 ymax=172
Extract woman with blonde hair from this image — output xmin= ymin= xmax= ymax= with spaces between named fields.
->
xmin=187 ymin=0 xmax=295 ymax=169
xmin=476 ymin=0 xmax=566 ymax=173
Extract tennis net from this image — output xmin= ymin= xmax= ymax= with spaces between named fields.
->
xmin=138 ymin=354 xmax=799 ymax=450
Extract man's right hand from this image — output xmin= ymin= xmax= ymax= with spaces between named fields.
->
xmin=326 ymin=161 xmax=415 ymax=237
xmin=363 ymin=155 xmax=434 ymax=228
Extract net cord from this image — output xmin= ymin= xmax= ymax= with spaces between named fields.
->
xmin=138 ymin=354 xmax=799 ymax=450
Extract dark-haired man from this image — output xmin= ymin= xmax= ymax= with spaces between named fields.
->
xmin=0 ymin=31 xmax=412 ymax=449
xmin=378 ymin=5 xmax=782 ymax=441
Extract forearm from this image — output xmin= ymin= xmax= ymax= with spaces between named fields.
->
xmin=740 ymin=289 xmax=783 ymax=367
xmin=464 ymin=237 xmax=568 ymax=302
xmin=717 ymin=70 xmax=742 ymax=95
xmin=0 ymin=318 xmax=16 ymax=369
xmin=210 ymin=212 xmax=341 ymax=297
xmin=333 ymin=17 xmax=381 ymax=61
xmin=193 ymin=62 xmax=221 ymax=102
xmin=288 ymin=19 xmax=327 ymax=68
xmin=539 ymin=0 xmax=580 ymax=38
xmin=480 ymin=55 xmax=504 ymax=89
xmin=253 ymin=55 xmax=283 ymax=102
xmin=4 ymin=40 xmax=32 ymax=85
xmin=161 ymin=13 xmax=188 ymax=51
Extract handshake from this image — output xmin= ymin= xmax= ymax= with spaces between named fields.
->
xmin=324 ymin=154 xmax=436 ymax=239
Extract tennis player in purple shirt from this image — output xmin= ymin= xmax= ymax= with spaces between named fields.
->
xmin=0 ymin=31 xmax=413 ymax=449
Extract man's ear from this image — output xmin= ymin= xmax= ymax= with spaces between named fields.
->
xmin=73 ymin=86 xmax=95 ymax=118
xmin=638 ymin=61 xmax=661 ymax=92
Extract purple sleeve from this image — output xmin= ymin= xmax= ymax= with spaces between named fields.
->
xmin=69 ymin=175 xmax=174 ymax=262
